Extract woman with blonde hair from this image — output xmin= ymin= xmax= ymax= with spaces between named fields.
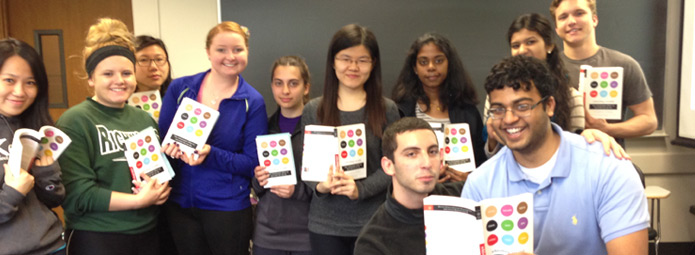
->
xmin=57 ymin=18 xmax=171 ymax=255
xmin=158 ymin=21 xmax=267 ymax=255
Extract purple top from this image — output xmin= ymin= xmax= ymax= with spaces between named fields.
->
xmin=278 ymin=114 xmax=301 ymax=134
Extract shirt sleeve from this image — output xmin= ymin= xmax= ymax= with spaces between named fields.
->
xmin=596 ymin=159 xmax=650 ymax=243
xmin=620 ymin=55 xmax=652 ymax=107
xmin=200 ymin=96 xmax=267 ymax=178
xmin=57 ymin=122 xmax=112 ymax=214
xmin=0 ymin=169 xmax=24 ymax=223
xmin=30 ymin=161 xmax=65 ymax=208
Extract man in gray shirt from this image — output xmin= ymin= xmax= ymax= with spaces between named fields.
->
xmin=550 ymin=0 xmax=657 ymax=145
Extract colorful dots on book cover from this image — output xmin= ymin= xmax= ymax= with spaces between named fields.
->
xmin=443 ymin=123 xmax=476 ymax=172
xmin=123 ymin=127 xmax=174 ymax=183
xmin=161 ymin=97 xmax=220 ymax=155
xmin=301 ymin=123 xmax=367 ymax=182
xmin=580 ymin=65 xmax=623 ymax=120
xmin=37 ymin=127 xmax=72 ymax=159
xmin=128 ymin=90 xmax=162 ymax=122
xmin=481 ymin=198 xmax=532 ymax=255
xmin=336 ymin=124 xmax=367 ymax=179
xmin=255 ymin=133 xmax=297 ymax=187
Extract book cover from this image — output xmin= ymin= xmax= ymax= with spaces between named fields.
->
xmin=255 ymin=133 xmax=297 ymax=187
xmin=424 ymin=193 xmax=534 ymax=255
xmin=430 ymin=122 xmax=477 ymax=172
xmin=579 ymin=65 xmax=624 ymax=120
xmin=128 ymin=90 xmax=163 ymax=122
xmin=301 ymin=123 xmax=366 ymax=182
xmin=7 ymin=126 xmax=72 ymax=176
xmin=123 ymin=127 xmax=174 ymax=184
xmin=161 ymin=97 xmax=220 ymax=155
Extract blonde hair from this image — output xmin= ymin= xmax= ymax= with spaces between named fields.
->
xmin=549 ymin=0 xmax=597 ymax=21
xmin=82 ymin=18 xmax=135 ymax=61
xmin=205 ymin=21 xmax=249 ymax=49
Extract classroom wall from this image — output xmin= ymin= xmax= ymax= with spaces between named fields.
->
xmin=132 ymin=0 xmax=218 ymax=79
xmin=133 ymin=0 xmax=695 ymax=243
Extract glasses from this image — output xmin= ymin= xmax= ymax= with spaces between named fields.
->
xmin=334 ymin=57 xmax=373 ymax=69
xmin=137 ymin=58 xmax=167 ymax=67
xmin=487 ymin=96 xmax=548 ymax=120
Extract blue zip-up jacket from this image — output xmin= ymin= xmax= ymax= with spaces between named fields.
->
xmin=159 ymin=70 xmax=268 ymax=211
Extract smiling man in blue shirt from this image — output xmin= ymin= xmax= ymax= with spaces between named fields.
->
xmin=462 ymin=55 xmax=648 ymax=255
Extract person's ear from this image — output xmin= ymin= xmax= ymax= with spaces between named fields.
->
xmin=546 ymin=96 xmax=556 ymax=117
xmin=592 ymin=14 xmax=599 ymax=28
xmin=381 ymin=156 xmax=395 ymax=177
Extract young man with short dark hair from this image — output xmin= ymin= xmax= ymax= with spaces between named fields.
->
xmin=354 ymin=117 xmax=463 ymax=255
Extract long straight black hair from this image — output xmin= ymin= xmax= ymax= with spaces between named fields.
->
xmin=317 ymin=24 xmax=387 ymax=137
xmin=0 ymin=38 xmax=53 ymax=129
xmin=392 ymin=32 xmax=479 ymax=112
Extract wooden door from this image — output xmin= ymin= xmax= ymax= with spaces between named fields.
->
xmin=2 ymin=0 xmax=134 ymax=121
xmin=2 ymin=0 xmax=134 ymax=224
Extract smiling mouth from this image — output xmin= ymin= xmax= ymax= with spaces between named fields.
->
xmin=223 ymin=63 xmax=237 ymax=67
xmin=425 ymin=75 xmax=439 ymax=81
xmin=7 ymin=98 xmax=26 ymax=105
xmin=506 ymin=127 xmax=523 ymax=134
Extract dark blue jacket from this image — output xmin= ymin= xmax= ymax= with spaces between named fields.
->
xmin=159 ymin=70 xmax=268 ymax=211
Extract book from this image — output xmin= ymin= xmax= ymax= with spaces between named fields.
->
xmin=7 ymin=126 xmax=72 ymax=177
xmin=424 ymin=193 xmax=534 ymax=255
xmin=301 ymin=124 xmax=366 ymax=182
xmin=579 ymin=65 xmax=624 ymax=120
xmin=123 ymin=127 xmax=174 ymax=184
xmin=255 ymin=133 xmax=297 ymax=187
xmin=429 ymin=122 xmax=476 ymax=172
xmin=161 ymin=97 xmax=220 ymax=155
xmin=128 ymin=90 xmax=163 ymax=122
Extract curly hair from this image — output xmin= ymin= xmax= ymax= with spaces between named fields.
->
xmin=484 ymin=55 xmax=556 ymax=101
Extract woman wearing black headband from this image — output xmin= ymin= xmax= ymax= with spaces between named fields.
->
xmin=56 ymin=18 xmax=171 ymax=255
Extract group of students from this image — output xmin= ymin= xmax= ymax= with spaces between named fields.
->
xmin=0 ymin=0 xmax=655 ymax=254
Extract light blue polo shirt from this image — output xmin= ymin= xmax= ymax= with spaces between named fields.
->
xmin=462 ymin=124 xmax=648 ymax=255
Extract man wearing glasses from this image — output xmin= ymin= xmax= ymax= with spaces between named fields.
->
xmin=462 ymin=56 xmax=648 ymax=255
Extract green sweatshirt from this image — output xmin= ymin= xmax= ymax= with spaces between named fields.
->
xmin=57 ymin=98 xmax=158 ymax=234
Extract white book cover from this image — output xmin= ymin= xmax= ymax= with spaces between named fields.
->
xmin=128 ymin=90 xmax=163 ymax=122
xmin=256 ymin=133 xmax=297 ymax=187
xmin=424 ymin=193 xmax=533 ymax=255
xmin=579 ymin=65 xmax=623 ymax=120
xmin=429 ymin=122 xmax=445 ymax=152
xmin=442 ymin=123 xmax=476 ymax=172
xmin=7 ymin=126 xmax=72 ymax=176
xmin=161 ymin=97 xmax=219 ymax=155
xmin=123 ymin=127 xmax=174 ymax=184
xmin=301 ymin=123 xmax=367 ymax=182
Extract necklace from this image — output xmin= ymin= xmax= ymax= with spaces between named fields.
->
xmin=211 ymin=95 xmax=221 ymax=105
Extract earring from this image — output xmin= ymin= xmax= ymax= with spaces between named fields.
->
xmin=547 ymin=50 xmax=552 ymax=54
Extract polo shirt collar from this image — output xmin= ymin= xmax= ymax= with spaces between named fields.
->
xmin=505 ymin=123 xmax=571 ymax=184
